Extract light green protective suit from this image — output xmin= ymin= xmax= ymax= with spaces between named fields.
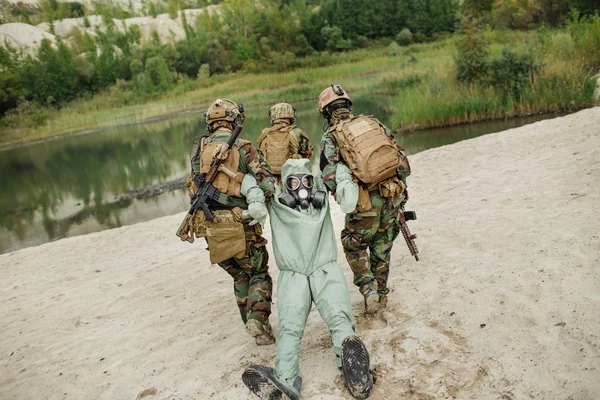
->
xmin=266 ymin=159 xmax=355 ymax=393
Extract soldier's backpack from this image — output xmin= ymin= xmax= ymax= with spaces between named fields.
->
xmin=257 ymin=124 xmax=300 ymax=175
xmin=332 ymin=115 xmax=404 ymax=185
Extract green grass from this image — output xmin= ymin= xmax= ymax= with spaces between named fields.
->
xmin=1 ymin=27 xmax=597 ymax=148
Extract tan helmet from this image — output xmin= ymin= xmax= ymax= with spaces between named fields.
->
xmin=317 ymin=82 xmax=352 ymax=117
xmin=269 ymin=102 xmax=295 ymax=124
xmin=204 ymin=98 xmax=245 ymax=131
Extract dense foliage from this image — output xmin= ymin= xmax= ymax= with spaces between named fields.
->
xmin=0 ymin=0 xmax=598 ymax=127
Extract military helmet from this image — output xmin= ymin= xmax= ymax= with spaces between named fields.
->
xmin=317 ymin=83 xmax=352 ymax=117
xmin=204 ymin=98 xmax=245 ymax=131
xmin=269 ymin=102 xmax=295 ymax=124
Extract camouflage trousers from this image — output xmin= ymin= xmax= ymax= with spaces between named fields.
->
xmin=340 ymin=191 xmax=403 ymax=300
xmin=217 ymin=222 xmax=273 ymax=325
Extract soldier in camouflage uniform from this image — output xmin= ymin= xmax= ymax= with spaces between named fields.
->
xmin=317 ymin=84 xmax=411 ymax=313
xmin=257 ymin=103 xmax=313 ymax=184
xmin=187 ymin=98 xmax=277 ymax=345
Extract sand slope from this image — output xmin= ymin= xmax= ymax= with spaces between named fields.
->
xmin=1 ymin=108 xmax=599 ymax=400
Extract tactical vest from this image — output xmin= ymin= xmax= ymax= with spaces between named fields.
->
xmin=257 ymin=123 xmax=300 ymax=175
xmin=331 ymin=115 xmax=405 ymax=185
xmin=190 ymin=133 xmax=248 ymax=201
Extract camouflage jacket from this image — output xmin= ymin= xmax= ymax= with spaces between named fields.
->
xmin=295 ymin=127 xmax=314 ymax=160
xmin=191 ymin=128 xmax=275 ymax=198
xmin=319 ymin=114 xmax=408 ymax=195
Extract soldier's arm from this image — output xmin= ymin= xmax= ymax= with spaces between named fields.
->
xmin=319 ymin=132 xmax=340 ymax=194
xmin=297 ymin=129 xmax=314 ymax=159
xmin=241 ymin=143 xmax=275 ymax=199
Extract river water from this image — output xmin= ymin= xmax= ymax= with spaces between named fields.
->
xmin=0 ymin=97 xmax=555 ymax=254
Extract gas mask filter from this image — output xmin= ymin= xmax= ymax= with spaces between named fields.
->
xmin=279 ymin=173 xmax=326 ymax=210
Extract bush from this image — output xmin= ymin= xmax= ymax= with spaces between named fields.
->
xmin=567 ymin=11 xmax=600 ymax=72
xmin=455 ymin=24 xmax=489 ymax=84
xmin=396 ymin=28 xmax=413 ymax=46
xmin=145 ymin=56 xmax=175 ymax=92
xmin=488 ymin=47 xmax=540 ymax=101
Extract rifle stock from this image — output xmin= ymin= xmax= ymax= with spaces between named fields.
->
xmin=176 ymin=124 xmax=244 ymax=242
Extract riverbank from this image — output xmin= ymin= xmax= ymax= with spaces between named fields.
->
xmin=1 ymin=108 xmax=599 ymax=399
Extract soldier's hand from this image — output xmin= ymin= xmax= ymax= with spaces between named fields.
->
xmin=243 ymin=202 xmax=268 ymax=227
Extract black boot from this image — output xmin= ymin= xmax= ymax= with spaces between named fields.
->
xmin=341 ymin=336 xmax=373 ymax=399
xmin=242 ymin=365 xmax=301 ymax=400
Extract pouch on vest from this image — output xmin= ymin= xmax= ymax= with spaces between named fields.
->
xmin=204 ymin=208 xmax=246 ymax=264
xmin=356 ymin=185 xmax=373 ymax=213
xmin=186 ymin=176 xmax=199 ymax=198
xmin=334 ymin=116 xmax=401 ymax=185
xmin=378 ymin=177 xmax=406 ymax=198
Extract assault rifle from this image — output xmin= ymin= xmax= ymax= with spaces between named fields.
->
xmin=176 ymin=124 xmax=243 ymax=243
xmin=400 ymin=211 xmax=419 ymax=261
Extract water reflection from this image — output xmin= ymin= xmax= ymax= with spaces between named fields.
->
xmin=0 ymin=96 xmax=556 ymax=254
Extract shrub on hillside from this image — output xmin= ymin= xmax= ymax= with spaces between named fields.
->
xmin=488 ymin=47 xmax=539 ymax=101
xmin=455 ymin=24 xmax=489 ymax=84
xmin=396 ymin=28 xmax=413 ymax=46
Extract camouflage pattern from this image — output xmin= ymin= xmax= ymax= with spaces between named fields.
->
xmin=317 ymin=85 xmax=352 ymax=115
xmin=190 ymin=126 xmax=275 ymax=325
xmin=269 ymin=103 xmax=295 ymax=124
xmin=218 ymin=223 xmax=272 ymax=324
xmin=296 ymin=128 xmax=314 ymax=160
xmin=320 ymin=113 xmax=408 ymax=303
xmin=340 ymin=190 xmax=404 ymax=298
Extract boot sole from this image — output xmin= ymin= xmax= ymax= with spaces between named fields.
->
xmin=341 ymin=336 xmax=373 ymax=399
xmin=242 ymin=366 xmax=299 ymax=400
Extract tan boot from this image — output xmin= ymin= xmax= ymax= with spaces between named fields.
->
xmin=363 ymin=289 xmax=380 ymax=314
xmin=379 ymin=295 xmax=388 ymax=309
xmin=245 ymin=319 xmax=276 ymax=345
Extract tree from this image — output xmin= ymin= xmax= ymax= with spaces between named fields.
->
xmin=0 ymin=45 xmax=22 ymax=116
xmin=455 ymin=22 xmax=489 ymax=84
xmin=145 ymin=56 xmax=174 ymax=91
xmin=461 ymin=0 xmax=493 ymax=16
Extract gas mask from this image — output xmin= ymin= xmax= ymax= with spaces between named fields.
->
xmin=279 ymin=173 xmax=326 ymax=210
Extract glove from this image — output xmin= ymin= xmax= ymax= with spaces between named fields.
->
xmin=241 ymin=174 xmax=268 ymax=227
xmin=335 ymin=164 xmax=358 ymax=213
xmin=243 ymin=201 xmax=268 ymax=226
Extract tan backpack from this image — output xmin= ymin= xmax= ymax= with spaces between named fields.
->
xmin=332 ymin=115 xmax=402 ymax=185
xmin=257 ymin=123 xmax=300 ymax=174
xmin=198 ymin=136 xmax=247 ymax=197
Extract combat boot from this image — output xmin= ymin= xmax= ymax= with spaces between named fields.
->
xmin=341 ymin=336 xmax=373 ymax=399
xmin=379 ymin=295 xmax=388 ymax=309
xmin=245 ymin=319 xmax=276 ymax=345
xmin=242 ymin=365 xmax=302 ymax=400
xmin=360 ymin=286 xmax=379 ymax=314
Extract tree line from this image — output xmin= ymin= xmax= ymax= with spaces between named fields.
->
xmin=1 ymin=0 xmax=598 ymax=124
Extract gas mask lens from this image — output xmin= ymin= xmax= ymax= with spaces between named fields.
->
xmin=286 ymin=174 xmax=313 ymax=192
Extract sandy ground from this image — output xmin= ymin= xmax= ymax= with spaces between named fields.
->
xmin=1 ymin=108 xmax=599 ymax=400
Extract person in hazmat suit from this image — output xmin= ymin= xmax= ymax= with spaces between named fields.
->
xmin=318 ymin=83 xmax=411 ymax=313
xmin=184 ymin=98 xmax=276 ymax=345
xmin=240 ymin=158 xmax=373 ymax=400
xmin=257 ymin=102 xmax=314 ymax=184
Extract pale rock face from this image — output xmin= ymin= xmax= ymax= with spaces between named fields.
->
xmin=36 ymin=15 xmax=123 ymax=38
xmin=0 ymin=22 xmax=55 ymax=54
xmin=1 ymin=4 xmax=220 ymax=52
